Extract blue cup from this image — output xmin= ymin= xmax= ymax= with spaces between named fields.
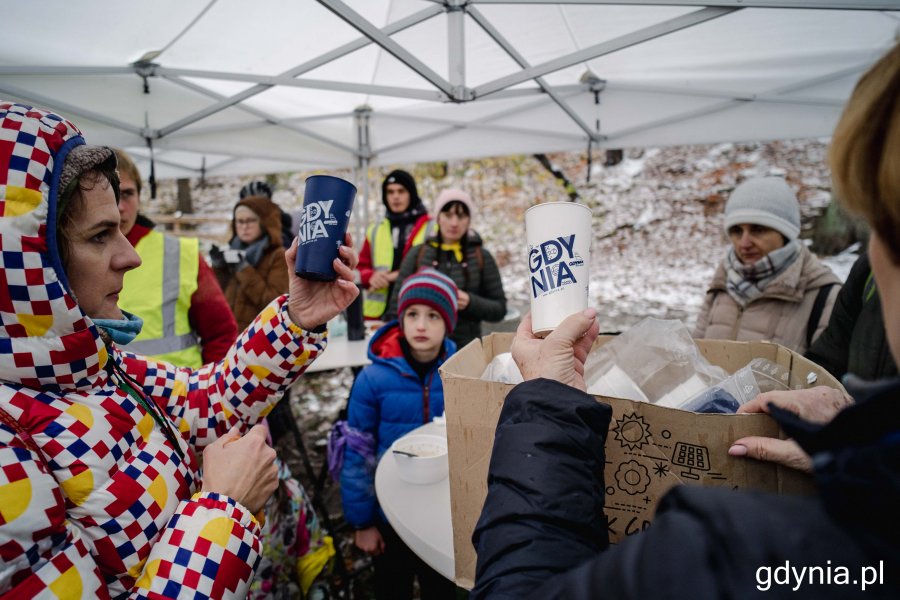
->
xmin=294 ymin=175 xmax=357 ymax=281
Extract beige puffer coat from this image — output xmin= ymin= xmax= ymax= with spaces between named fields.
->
xmin=693 ymin=245 xmax=841 ymax=354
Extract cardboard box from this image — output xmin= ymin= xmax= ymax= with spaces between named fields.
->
xmin=440 ymin=333 xmax=843 ymax=589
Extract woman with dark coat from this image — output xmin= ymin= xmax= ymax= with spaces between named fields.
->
xmin=387 ymin=188 xmax=507 ymax=349
xmin=213 ymin=192 xmax=290 ymax=331
xmin=470 ymin=44 xmax=900 ymax=600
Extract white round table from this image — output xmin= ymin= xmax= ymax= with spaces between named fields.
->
xmin=375 ymin=421 xmax=455 ymax=581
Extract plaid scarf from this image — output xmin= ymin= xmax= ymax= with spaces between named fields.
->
xmin=725 ymin=240 xmax=801 ymax=307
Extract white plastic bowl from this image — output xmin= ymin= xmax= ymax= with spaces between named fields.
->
xmin=391 ymin=433 xmax=449 ymax=485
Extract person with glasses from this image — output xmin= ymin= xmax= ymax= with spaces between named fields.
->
xmin=211 ymin=184 xmax=290 ymax=331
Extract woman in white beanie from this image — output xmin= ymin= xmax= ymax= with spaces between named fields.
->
xmin=693 ymin=177 xmax=841 ymax=353
xmin=386 ymin=188 xmax=507 ymax=349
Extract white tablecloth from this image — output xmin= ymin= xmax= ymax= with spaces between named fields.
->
xmin=304 ymin=335 xmax=371 ymax=373
xmin=375 ymin=421 xmax=455 ymax=581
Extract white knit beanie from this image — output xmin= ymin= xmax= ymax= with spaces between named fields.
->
xmin=723 ymin=177 xmax=801 ymax=240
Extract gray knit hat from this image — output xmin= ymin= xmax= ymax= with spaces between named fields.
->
xmin=59 ymin=145 xmax=117 ymax=202
xmin=723 ymin=177 xmax=800 ymax=240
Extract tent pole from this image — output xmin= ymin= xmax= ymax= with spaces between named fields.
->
xmin=354 ymin=106 xmax=373 ymax=250
xmin=448 ymin=0 xmax=466 ymax=97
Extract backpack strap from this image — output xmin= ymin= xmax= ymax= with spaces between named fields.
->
xmin=414 ymin=243 xmax=428 ymax=270
xmin=0 ymin=405 xmax=59 ymax=483
xmin=863 ymin=271 xmax=877 ymax=304
xmin=806 ymin=283 xmax=836 ymax=349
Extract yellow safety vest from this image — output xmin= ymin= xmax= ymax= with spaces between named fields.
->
xmin=119 ymin=230 xmax=203 ymax=368
xmin=363 ymin=218 xmax=434 ymax=318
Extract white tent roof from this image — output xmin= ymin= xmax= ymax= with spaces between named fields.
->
xmin=2 ymin=1 xmax=898 ymax=179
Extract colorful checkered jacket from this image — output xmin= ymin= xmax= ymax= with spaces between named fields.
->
xmin=0 ymin=101 xmax=326 ymax=598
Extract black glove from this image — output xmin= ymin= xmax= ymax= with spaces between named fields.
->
xmin=209 ymin=245 xmax=226 ymax=269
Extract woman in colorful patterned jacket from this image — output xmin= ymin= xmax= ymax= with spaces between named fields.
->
xmin=0 ymin=102 xmax=359 ymax=599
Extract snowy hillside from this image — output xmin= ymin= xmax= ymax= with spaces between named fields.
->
xmin=150 ymin=139 xmax=853 ymax=333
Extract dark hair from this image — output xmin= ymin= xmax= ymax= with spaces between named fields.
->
xmin=439 ymin=200 xmax=470 ymax=218
xmin=434 ymin=202 xmax=472 ymax=291
xmin=58 ymin=168 xmax=120 ymax=269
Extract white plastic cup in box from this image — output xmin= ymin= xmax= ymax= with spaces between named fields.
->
xmin=391 ymin=434 xmax=448 ymax=485
xmin=525 ymin=202 xmax=592 ymax=336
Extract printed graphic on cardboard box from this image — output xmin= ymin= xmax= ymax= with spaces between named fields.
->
xmin=440 ymin=333 xmax=841 ymax=589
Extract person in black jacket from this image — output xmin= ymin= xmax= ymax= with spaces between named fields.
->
xmin=471 ymin=43 xmax=900 ymax=600
xmin=386 ymin=188 xmax=506 ymax=349
xmin=805 ymin=252 xmax=897 ymax=381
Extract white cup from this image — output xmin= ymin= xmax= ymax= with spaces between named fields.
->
xmin=525 ymin=202 xmax=592 ymax=337
xmin=223 ymin=249 xmax=244 ymax=264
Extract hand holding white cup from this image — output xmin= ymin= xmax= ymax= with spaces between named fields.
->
xmin=525 ymin=201 xmax=593 ymax=337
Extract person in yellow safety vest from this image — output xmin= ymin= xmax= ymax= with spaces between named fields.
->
xmin=358 ymin=170 xmax=435 ymax=320
xmin=114 ymin=148 xmax=238 ymax=368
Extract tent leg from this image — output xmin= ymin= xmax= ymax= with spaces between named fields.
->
xmin=354 ymin=106 xmax=372 ymax=250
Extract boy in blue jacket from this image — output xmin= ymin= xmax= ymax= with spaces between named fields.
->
xmin=340 ymin=268 xmax=458 ymax=600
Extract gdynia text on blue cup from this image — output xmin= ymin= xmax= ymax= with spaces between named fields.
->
xmin=298 ymin=199 xmax=341 ymax=245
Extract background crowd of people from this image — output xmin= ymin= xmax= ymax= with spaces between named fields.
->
xmin=2 ymin=41 xmax=898 ymax=600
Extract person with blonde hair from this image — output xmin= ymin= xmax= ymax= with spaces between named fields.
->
xmin=470 ymin=44 xmax=900 ymax=599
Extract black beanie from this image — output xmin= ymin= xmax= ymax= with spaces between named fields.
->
xmin=381 ymin=169 xmax=421 ymax=212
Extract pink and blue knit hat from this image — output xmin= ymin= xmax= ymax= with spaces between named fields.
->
xmin=398 ymin=268 xmax=459 ymax=333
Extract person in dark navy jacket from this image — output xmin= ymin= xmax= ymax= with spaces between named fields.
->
xmin=472 ymin=43 xmax=900 ymax=600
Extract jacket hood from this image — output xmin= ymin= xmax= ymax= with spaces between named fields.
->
xmin=231 ymin=195 xmax=283 ymax=249
xmin=0 ymin=101 xmax=110 ymax=390
xmin=367 ymin=320 xmax=455 ymax=376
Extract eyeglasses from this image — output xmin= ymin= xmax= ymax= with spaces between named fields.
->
xmin=236 ymin=218 xmax=260 ymax=227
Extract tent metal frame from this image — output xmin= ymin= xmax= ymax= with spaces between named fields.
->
xmin=1 ymin=0 xmax=895 ymax=178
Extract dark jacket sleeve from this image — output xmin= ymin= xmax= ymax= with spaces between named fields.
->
xmin=805 ymin=253 xmax=868 ymax=378
xmin=464 ymin=248 xmax=507 ymax=323
xmin=190 ymin=256 xmax=239 ymax=363
xmin=384 ymin=247 xmax=420 ymax=322
xmin=471 ymin=379 xmax=612 ymax=600
xmin=473 ymin=377 xmax=895 ymax=600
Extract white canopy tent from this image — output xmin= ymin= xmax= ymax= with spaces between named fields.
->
xmin=2 ymin=1 xmax=898 ymax=195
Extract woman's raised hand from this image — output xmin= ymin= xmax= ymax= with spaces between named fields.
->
xmin=285 ymin=233 xmax=360 ymax=331
xmin=201 ymin=424 xmax=279 ymax=514
xmin=511 ymin=309 xmax=599 ymax=391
